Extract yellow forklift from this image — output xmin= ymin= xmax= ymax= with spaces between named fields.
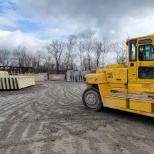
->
xmin=82 ymin=34 xmax=154 ymax=117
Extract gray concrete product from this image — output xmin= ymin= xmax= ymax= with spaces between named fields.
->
xmin=81 ymin=70 xmax=90 ymax=76
xmin=49 ymin=74 xmax=65 ymax=81
xmin=66 ymin=70 xmax=91 ymax=82
xmin=39 ymin=73 xmax=48 ymax=80
xmin=0 ymin=71 xmax=9 ymax=77
xmin=19 ymin=73 xmax=45 ymax=81
xmin=0 ymin=74 xmax=35 ymax=90
xmin=74 ymin=70 xmax=81 ymax=76
xmin=66 ymin=70 xmax=74 ymax=76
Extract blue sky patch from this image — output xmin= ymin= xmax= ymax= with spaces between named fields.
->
xmin=17 ymin=19 xmax=43 ymax=32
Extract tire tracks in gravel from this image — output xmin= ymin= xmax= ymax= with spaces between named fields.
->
xmin=0 ymin=81 xmax=154 ymax=154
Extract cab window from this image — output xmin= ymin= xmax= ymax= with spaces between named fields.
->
xmin=139 ymin=67 xmax=154 ymax=79
xmin=139 ymin=45 xmax=154 ymax=61
xmin=129 ymin=40 xmax=136 ymax=61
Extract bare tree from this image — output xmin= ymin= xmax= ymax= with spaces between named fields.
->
xmin=64 ymin=35 xmax=77 ymax=70
xmin=48 ymin=40 xmax=65 ymax=74
xmin=111 ymin=40 xmax=127 ymax=66
xmin=94 ymin=41 xmax=103 ymax=67
xmin=82 ymin=56 xmax=88 ymax=70
xmin=76 ymin=37 xmax=85 ymax=70
xmin=24 ymin=53 xmax=33 ymax=67
xmin=82 ymin=35 xmax=94 ymax=70
xmin=101 ymin=38 xmax=111 ymax=68
xmin=0 ymin=48 xmax=11 ymax=66
xmin=32 ymin=50 xmax=44 ymax=72
xmin=12 ymin=46 xmax=27 ymax=67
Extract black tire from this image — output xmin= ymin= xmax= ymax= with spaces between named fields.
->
xmin=82 ymin=87 xmax=103 ymax=111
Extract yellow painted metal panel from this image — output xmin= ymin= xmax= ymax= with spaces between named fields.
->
xmin=85 ymin=73 xmax=107 ymax=84
xmin=128 ymin=62 xmax=137 ymax=82
xmin=107 ymin=106 xmax=154 ymax=118
xmin=129 ymin=99 xmax=153 ymax=113
xmin=128 ymin=83 xmax=154 ymax=93
xmin=106 ymin=64 xmax=124 ymax=68
xmin=104 ymin=96 xmax=128 ymax=108
xmin=106 ymin=68 xmax=127 ymax=83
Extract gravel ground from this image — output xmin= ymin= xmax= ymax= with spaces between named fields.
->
xmin=0 ymin=81 xmax=154 ymax=154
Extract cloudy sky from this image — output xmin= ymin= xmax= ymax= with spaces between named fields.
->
xmin=0 ymin=0 xmax=154 ymax=52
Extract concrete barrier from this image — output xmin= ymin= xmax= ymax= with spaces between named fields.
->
xmin=0 ymin=71 xmax=35 ymax=90
xmin=0 ymin=76 xmax=35 ymax=90
xmin=74 ymin=71 xmax=81 ymax=82
xmin=66 ymin=70 xmax=91 ymax=82
xmin=66 ymin=70 xmax=74 ymax=81
xmin=18 ymin=73 xmax=45 ymax=81
xmin=39 ymin=73 xmax=48 ymax=80
xmin=49 ymin=74 xmax=65 ymax=81
xmin=0 ymin=71 xmax=9 ymax=77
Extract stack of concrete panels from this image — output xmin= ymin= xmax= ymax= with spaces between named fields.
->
xmin=74 ymin=70 xmax=82 ymax=82
xmin=0 ymin=71 xmax=9 ymax=77
xmin=49 ymin=74 xmax=65 ymax=81
xmin=19 ymin=73 xmax=45 ymax=81
xmin=81 ymin=70 xmax=90 ymax=81
xmin=33 ymin=74 xmax=44 ymax=82
xmin=39 ymin=73 xmax=48 ymax=80
xmin=66 ymin=70 xmax=74 ymax=81
xmin=66 ymin=70 xmax=91 ymax=82
xmin=0 ymin=71 xmax=35 ymax=90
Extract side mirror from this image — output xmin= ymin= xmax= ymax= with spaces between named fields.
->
xmin=126 ymin=41 xmax=128 ymax=46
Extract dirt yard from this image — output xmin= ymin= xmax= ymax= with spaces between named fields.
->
xmin=0 ymin=81 xmax=154 ymax=154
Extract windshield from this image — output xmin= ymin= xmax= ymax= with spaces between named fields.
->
xmin=139 ymin=45 xmax=154 ymax=61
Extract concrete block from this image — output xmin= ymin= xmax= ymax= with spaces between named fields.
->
xmin=81 ymin=70 xmax=90 ymax=76
xmin=74 ymin=71 xmax=81 ymax=76
xmin=0 ymin=75 xmax=35 ymax=90
xmin=19 ymin=73 xmax=45 ymax=81
xmin=34 ymin=75 xmax=44 ymax=81
xmin=39 ymin=73 xmax=48 ymax=80
xmin=66 ymin=70 xmax=74 ymax=76
xmin=0 ymin=71 xmax=9 ymax=77
xmin=49 ymin=74 xmax=65 ymax=81
xmin=17 ymin=76 xmax=35 ymax=89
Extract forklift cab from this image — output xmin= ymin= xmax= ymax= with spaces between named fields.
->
xmin=128 ymin=36 xmax=154 ymax=82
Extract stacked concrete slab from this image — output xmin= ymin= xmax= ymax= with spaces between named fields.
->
xmin=18 ymin=73 xmax=45 ymax=81
xmin=74 ymin=71 xmax=81 ymax=82
xmin=66 ymin=70 xmax=74 ymax=81
xmin=81 ymin=70 xmax=91 ymax=81
xmin=39 ymin=73 xmax=48 ymax=80
xmin=25 ymin=74 xmax=44 ymax=82
xmin=49 ymin=74 xmax=65 ymax=81
xmin=0 ymin=71 xmax=9 ymax=77
xmin=0 ymin=71 xmax=35 ymax=90
xmin=66 ymin=70 xmax=90 ymax=82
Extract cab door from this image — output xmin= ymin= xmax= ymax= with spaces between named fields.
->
xmin=128 ymin=40 xmax=137 ymax=83
xmin=137 ymin=38 xmax=154 ymax=82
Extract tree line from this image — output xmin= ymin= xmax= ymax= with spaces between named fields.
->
xmin=0 ymin=34 xmax=127 ymax=74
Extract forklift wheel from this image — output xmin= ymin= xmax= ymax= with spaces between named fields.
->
xmin=82 ymin=88 xmax=103 ymax=111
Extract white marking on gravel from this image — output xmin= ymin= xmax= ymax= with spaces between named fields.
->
xmin=0 ymin=116 xmax=5 ymax=122
xmin=6 ymin=122 xmax=19 ymax=141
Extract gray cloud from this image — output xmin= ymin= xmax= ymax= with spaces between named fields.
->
xmin=12 ymin=0 xmax=154 ymax=40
